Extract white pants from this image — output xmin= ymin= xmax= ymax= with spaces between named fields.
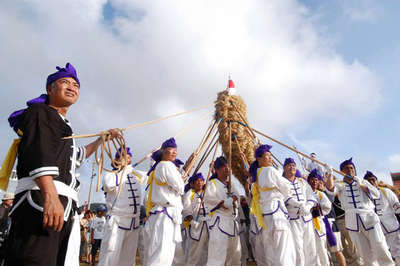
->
xmin=186 ymin=222 xmax=209 ymax=266
xmin=349 ymin=224 xmax=394 ymax=266
xmin=138 ymin=226 xmax=146 ymax=265
xmin=98 ymin=216 xmax=139 ymax=266
xmin=239 ymin=224 xmax=249 ymax=266
xmin=144 ymin=212 xmax=177 ymax=266
xmin=289 ymin=219 xmax=317 ymax=266
xmin=315 ymin=235 xmax=330 ymax=266
xmin=262 ymin=222 xmax=295 ymax=265
xmin=249 ymin=231 xmax=267 ymax=266
xmin=64 ymin=213 xmax=80 ymax=266
xmin=207 ymin=227 xmax=241 ymax=266
xmin=385 ymin=231 xmax=400 ymax=263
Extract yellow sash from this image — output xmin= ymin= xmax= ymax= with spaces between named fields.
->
xmin=145 ymin=166 xmax=168 ymax=217
xmin=312 ymin=191 xmax=323 ymax=231
xmin=131 ymin=170 xmax=142 ymax=184
xmin=379 ymin=187 xmax=387 ymax=199
xmin=249 ymin=167 xmax=276 ymax=229
xmin=0 ymin=138 xmax=21 ymax=191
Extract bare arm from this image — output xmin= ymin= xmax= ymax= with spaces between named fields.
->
xmin=34 ymin=175 xmax=64 ymax=231
xmin=84 ymin=129 xmax=120 ymax=159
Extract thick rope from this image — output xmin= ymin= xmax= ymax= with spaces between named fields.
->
xmin=94 ymin=129 xmax=127 ymax=192
xmin=132 ymin=111 xmax=212 ymax=168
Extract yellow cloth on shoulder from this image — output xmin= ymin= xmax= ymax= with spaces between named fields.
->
xmin=145 ymin=164 xmax=168 ymax=217
xmin=0 ymin=138 xmax=21 ymax=191
xmin=249 ymin=167 xmax=276 ymax=229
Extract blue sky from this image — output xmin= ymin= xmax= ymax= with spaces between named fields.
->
xmin=0 ymin=0 xmax=399 ymax=203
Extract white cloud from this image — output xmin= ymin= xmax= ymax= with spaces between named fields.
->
xmin=339 ymin=0 xmax=383 ymax=22
xmin=0 ymin=0 xmax=383 ymax=203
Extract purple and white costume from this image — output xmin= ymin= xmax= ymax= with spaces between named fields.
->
xmin=99 ymin=164 xmax=145 ymax=266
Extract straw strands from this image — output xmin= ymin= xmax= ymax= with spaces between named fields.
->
xmin=215 ymin=90 xmax=254 ymax=185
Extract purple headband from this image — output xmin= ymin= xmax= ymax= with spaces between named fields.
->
xmin=8 ymin=94 xmax=49 ymax=135
xmin=214 ymin=156 xmax=228 ymax=170
xmin=115 ymin=147 xmax=132 ymax=159
xmin=174 ymin=159 xmax=184 ymax=167
xmin=339 ymin=157 xmax=356 ymax=171
xmin=364 ymin=170 xmax=377 ymax=180
xmin=184 ymin=172 xmax=204 ymax=193
xmin=308 ymin=169 xmax=323 ymax=181
xmin=254 ymin=144 xmax=272 ymax=158
xmin=284 ymin=157 xmax=296 ymax=167
xmin=295 ymin=169 xmax=302 ymax=178
xmin=147 ymin=138 xmax=178 ymax=176
xmin=46 ymin=63 xmax=80 ymax=87
xmin=162 ymin=137 xmax=177 ymax=149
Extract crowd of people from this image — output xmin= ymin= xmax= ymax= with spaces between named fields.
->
xmin=2 ymin=62 xmax=400 ymax=266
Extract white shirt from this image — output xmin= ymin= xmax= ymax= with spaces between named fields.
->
xmin=91 ymin=216 xmax=106 ymax=239
xmin=327 ymin=176 xmax=380 ymax=231
xmin=256 ymin=166 xmax=293 ymax=214
xmin=150 ymin=161 xmax=184 ymax=210
xmin=103 ymin=165 xmax=145 ymax=218
xmin=285 ymin=177 xmax=316 ymax=222
xmin=373 ymin=187 xmax=400 ymax=233
xmin=313 ymin=190 xmax=332 ymax=237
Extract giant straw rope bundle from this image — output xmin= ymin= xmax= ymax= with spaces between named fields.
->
xmin=214 ymin=82 xmax=254 ymax=185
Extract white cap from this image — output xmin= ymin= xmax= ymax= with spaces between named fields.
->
xmin=3 ymin=192 xmax=14 ymax=200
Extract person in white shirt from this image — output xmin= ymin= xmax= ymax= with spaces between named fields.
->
xmin=204 ymin=156 xmax=241 ymax=266
xmin=143 ymin=138 xmax=185 ymax=266
xmin=364 ymin=170 xmax=400 ymax=264
xmin=326 ymin=158 xmax=394 ymax=266
xmin=283 ymin=157 xmax=317 ymax=266
xmin=91 ymin=205 xmax=106 ymax=266
xmin=98 ymin=147 xmax=146 ymax=266
xmin=308 ymin=169 xmax=332 ymax=266
xmin=182 ymin=172 xmax=209 ymax=266
xmin=300 ymin=152 xmax=324 ymax=176
xmin=249 ymin=145 xmax=297 ymax=265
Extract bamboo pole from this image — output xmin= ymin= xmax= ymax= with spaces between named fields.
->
xmin=194 ymin=131 xmax=219 ymax=174
xmin=182 ymin=119 xmax=221 ymax=180
xmin=196 ymin=140 xmax=219 ymax=221
xmin=228 ymin=121 xmax=232 ymax=194
xmin=233 ymin=134 xmax=249 ymax=169
xmin=251 ymin=127 xmax=345 ymax=177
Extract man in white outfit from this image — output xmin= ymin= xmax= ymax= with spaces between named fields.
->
xmin=99 ymin=147 xmax=145 ymax=266
xmin=308 ymin=169 xmax=332 ymax=266
xmin=182 ymin=172 xmax=209 ymax=266
xmin=364 ymin=170 xmax=400 ymax=264
xmin=204 ymin=156 xmax=241 ymax=266
xmin=326 ymin=158 xmax=394 ymax=266
xmin=143 ymin=138 xmax=185 ymax=266
xmin=249 ymin=145 xmax=297 ymax=265
xmin=283 ymin=157 xmax=317 ymax=266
